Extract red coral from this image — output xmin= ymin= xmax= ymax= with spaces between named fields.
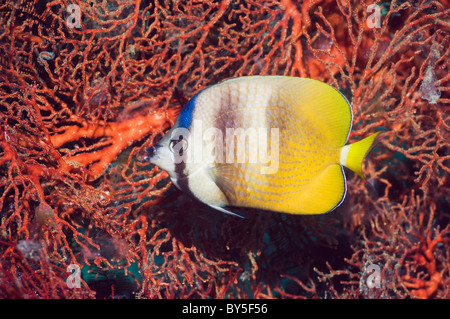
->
xmin=0 ymin=0 xmax=448 ymax=299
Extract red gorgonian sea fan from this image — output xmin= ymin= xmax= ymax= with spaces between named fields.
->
xmin=0 ymin=0 xmax=448 ymax=299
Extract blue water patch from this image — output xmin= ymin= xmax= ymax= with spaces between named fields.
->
xmin=81 ymin=260 xmax=141 ymax=298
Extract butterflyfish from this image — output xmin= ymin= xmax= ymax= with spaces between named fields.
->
xmin=145 ymin=76 xmax=379 ymax=216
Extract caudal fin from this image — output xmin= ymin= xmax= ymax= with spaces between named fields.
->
xmin=339 ymin=132 xmax=380 ymax=179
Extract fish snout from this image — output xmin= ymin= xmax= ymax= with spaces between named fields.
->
xmin=145 ymin=144 xmax=163 ymax=161
xmin=145 ymin=146 xmax=156 ymax=160
xmin=137 ymin=144 xmax=161 ymax=163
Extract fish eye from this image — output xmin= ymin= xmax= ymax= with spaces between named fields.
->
xmin=169 ymin=136 xmax=188 ymax=156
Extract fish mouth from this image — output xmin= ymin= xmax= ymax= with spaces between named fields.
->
xmin=145 ymin=146 xmax=156 ymax=159
xmin=137 ymin=144 xmax=160 ymax=163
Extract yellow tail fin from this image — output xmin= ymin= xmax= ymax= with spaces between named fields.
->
xmin=339 ymin=132 xmax=380 ymax=179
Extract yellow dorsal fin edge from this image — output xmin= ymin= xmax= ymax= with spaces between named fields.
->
xmin=340 ymin=132 xmax=380 ymax=179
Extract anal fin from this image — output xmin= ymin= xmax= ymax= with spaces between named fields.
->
xmin=287 ymin=164 xmax=346 ymax=214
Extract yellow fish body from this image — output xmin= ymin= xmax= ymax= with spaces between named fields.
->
xmin=146 ymin=76 xmax=378 ymax=215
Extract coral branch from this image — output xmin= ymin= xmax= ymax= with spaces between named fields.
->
xmin=0 ymin=0 xmax=448 ymax=299
xmin=51 ymin=108 xmax=179 ymax=181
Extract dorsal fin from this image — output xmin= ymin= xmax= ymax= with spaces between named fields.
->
xmin=278 ymin=77 xmax=353 ymax=147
